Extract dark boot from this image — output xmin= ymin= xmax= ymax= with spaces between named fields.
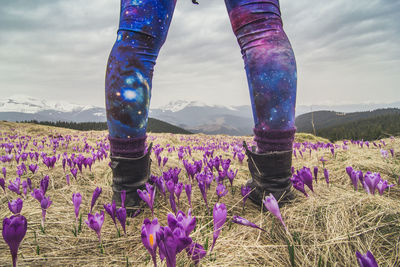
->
xmin=110 ymin=143 xmax=153 ymax=214
xmin=243 ymin=141 xmax=293 ymax=206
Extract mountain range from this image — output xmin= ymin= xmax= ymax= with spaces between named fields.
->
xmin=1 ymin=95 xmax=400 ymax=136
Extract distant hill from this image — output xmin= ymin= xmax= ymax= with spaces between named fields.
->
xmin=17 ymin=118 xmax=192 ymax=135
xmin=2 ymin=95 xmax=400 ymax=136
xmin=295 ymin=108 xmax=400 ymax=141
xmin=147 ymin=118 xmax=192 ymax=134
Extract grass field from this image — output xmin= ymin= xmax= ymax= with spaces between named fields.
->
xmin=0 ymin=121 xmax=399 ymax=266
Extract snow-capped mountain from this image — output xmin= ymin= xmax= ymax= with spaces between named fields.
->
xmin=0 ymin=95 xmax=98 ymax=113
xmin=0 ymin=95 xmax=106 ymax=122
xmin=158 ymin=100 xmax=239 ymax=113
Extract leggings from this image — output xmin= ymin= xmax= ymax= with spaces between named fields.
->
xmin=106 ymin=0 xmax=296 ymax=151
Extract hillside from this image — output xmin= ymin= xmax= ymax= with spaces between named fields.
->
xmin=15 ymin=118 xmax=192 ymax=135
xmin=296 ymin=108 xmax=400 ymax=141
xmin=0 ymin=121 xmax=399 ymax=266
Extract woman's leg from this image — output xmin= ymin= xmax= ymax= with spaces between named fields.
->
xmin=106 ymin=0 xmax=176 ymax=210
xmin=224 ymin=0 xmax=297 ymax=204
xmin=224 ymin=0 xmax=297 ymax=153
xmin=106 ymin=0 xmax=176 ymax=158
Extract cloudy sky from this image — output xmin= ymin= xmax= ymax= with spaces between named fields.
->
xmin=0 ymin=0 xmax=399 ymax=108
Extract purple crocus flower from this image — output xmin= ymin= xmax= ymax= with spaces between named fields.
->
xmin=390 ymin=149 xmax=394 ymax=157
xmin=116 ymin=207 xmax=127 ymax=236
xmin=104 ymin=201 xmax=117 ymax=226
xmin=90 ymin=187 xmax=102 ymax=213
xmin=213 ymin=156 xmax=221 ymax=170
xmin=72 ymin=193 xmax=82 ymax=220
xmin=31 ymin=188 xmax=44 ymax=203
xmin=263 ymin=194 xmax=287 ymax=231
xmin=163 ymin=157 xmax=168 ymax=167
xmin=313 ymin=166 xmax=318 ymax=183
xmin=85 ymin=211 xmax=105 ymax=243
xmin=174 ymin=182 xmax=183 ymax=206
xmin=66 ymin=174 xmax=70 ymax=186
xmin=349 ymin=170 xmax=363 ymax=191
xmin=290 ymin=174 xmax=309 ymax=197
xmin=70 ymin=168 xmax=78 ymax=179
xmin=324 ymin=168 xmax=329 ymax=185
xmin=29 ymin=164 xmax=38 ymax=174
xmin=152 ymin=175 xmax=166 ymax=199
xmin=8 ymin=178 xmax=21 ymax=195
xmin=297 ymin=167 xmax=314 ymax=192
xmin=0 ymin=178 xmax=5 ymax=193
xmin=363 ymin=172 xmax=381 ymax=194
xmin=217 ymin=169 xmax=227 ymax=183
xmin=8 ymin=198 xmax=23 ymax=215
xmin=131 ymin=208 xmax=142 ymax=218
xmin=227 ymin=169 xmax=238 ymax=187
xmin=158 ymin=225 xmax=192 ymax=267
xmin=141 ymin=218 xmax=161 ymax=267
xmin=355 ymin=250 xmax=378 ymax=267
xmin=211 ymin=202 xmax=227 ymax=251
xmin=346 ymin=166 xmax=354 ymax=179
xmin=232 ymin=215 xmax=266 ymax=232
xmin=2 ymin=167 xmax=6 ymax=179
xmin=221 ymin=158 xmax=231 ymax=171
xmin=237 ymin=152 xmax=245 ymax=163
xmin=2 ymin=215 xmax=28 ymax=267
xmin=241 ymin=185 xmax=252 ymax=209
xmin=174 ymin=209 xmax=196 ymax=236
xmin=380 ymin=149 xmax=388 ymax=159
xmin=216 ymin=183 xmax=228 ymax=202
xmin=186 ymin=242 xmax=206 ymax=266
xmin=40 ymin=175 xmax=49 ymax=195
xmin=185 ymin=184 xmax=192 ymax=209
xmin=40 ymin=196 xmax=52 ymax=229
xmin=137 ymin=183 xmax=155 ymax=217
xmin=166 ymin=179 xmax=175 ymax=194
xmin=376 ymin=180 xmax=395 ymax=195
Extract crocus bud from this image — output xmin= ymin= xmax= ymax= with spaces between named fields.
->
xmin=90 ymin=187 xmax=102 ymax=213
xmin=2 ymin=215 xmax=28 ymax=267
xmin=263 ymin=194 xmax=287 ymax=232
xmin=211 ymin=202 xmax=227 ymax=251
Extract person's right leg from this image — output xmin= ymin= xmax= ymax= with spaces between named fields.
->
xmin=105 ymin=0 xmax=176 ymax=210
xmin=224 ymin=0 xmax=297 ymax=205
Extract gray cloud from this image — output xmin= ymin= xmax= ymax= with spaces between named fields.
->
xmin=0 ymin=0 xmax=399 ymax=108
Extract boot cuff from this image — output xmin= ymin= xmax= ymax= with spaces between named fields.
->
xmin=253 ymin=128 xmax=296 ymax=152
xmin=108 ymin=135 xmax=147 ymax=158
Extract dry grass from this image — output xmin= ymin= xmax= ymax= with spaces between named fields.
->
xmin=0 ymin=121 xmax=399 ymax=266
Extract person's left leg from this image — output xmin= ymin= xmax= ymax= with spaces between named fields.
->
xmin=224 ymin=0 xmax=297 ymax=205
xmin=105 ymin=0 xmax=177 ymax=210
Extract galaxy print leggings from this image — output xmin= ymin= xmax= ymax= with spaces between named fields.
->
xmin=106 ymin=0 xmax=297 ymax=153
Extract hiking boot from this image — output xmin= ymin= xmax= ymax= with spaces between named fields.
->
xmin=110 ymin=143 xmax=152 ymax=215
xmin=243 ymin=141 xmax=292 ymax=206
